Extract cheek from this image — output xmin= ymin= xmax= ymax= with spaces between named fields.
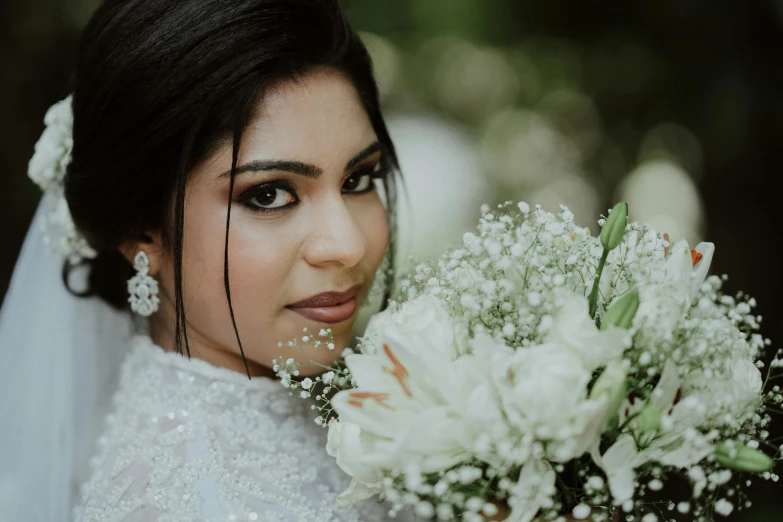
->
xmin=178 ymin=196 xmax=299 ymax=346
xmin=177 ymin=201 xmax=236 ymax=332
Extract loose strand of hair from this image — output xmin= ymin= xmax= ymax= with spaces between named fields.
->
xmin=223 ymin=166 xmax=252 ymax=379
xmin=380 ymin=175 xmax=395 ymax=309
xmin=173 ymin=166 xmax=191 ymax=359
xmin=223 ymin=92 xmax=261 ymax=379
xmin=173 ymin=125 xmax=203 ymax=359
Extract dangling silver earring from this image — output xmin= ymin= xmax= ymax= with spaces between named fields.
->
xmin=127 ymin=251 xmax=159 ymax=317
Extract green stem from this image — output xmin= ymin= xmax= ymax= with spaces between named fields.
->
xmin=588 ymin=249 xmax=609 ymax=318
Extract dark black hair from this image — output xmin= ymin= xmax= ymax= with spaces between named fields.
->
xmin=63 ymin=0 xmax=398 ymax=375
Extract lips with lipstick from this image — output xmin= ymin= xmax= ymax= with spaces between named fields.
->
xmin=286 ymin=284 xmax=362 ymax=324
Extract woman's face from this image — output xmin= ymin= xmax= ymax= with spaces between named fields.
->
xmin=150 ymin=68 xmax=390 ymax=377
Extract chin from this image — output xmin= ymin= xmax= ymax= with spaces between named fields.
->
xmin=293 ymin=349 xmax=343 ymax=376
xmin=288 ymin=325 xmax=353 ymax=377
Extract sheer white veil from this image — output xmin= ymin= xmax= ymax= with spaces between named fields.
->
xmin=0 ymin=194 xmax=136 ymax=521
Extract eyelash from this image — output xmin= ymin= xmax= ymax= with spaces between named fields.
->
xmin=236 ymin=162 xmax=391 ymax=213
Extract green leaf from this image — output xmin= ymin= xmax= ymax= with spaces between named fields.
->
xmin=715 ymin=442 xmax=775 ymax=472
xmin=601 ymin=289 xmax=640 ymax=330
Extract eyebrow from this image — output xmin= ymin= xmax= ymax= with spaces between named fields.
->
xmin=220 ymin=141 xmax=383 ymax=179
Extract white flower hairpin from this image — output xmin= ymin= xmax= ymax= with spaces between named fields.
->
xmin=27 ymin=96 xmax=96 ymax=264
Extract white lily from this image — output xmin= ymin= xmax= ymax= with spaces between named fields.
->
xmin=591 ymin=360 xmax=715 ymax=503
xmin=329 ymin=318 xmax=505 ymax=505
xmin=635 ymin=240 xmax=715 ymax=334
xmin=361 ymin=294 xmax=469 ymax=358
xmin=664 ymin=239 xmax=715 ymax=303
xmin=481 ymin=334 xmax=611 ymax=463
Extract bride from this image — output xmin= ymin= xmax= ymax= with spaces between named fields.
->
xmin=0 ymin=0 xmax=404 ymax=520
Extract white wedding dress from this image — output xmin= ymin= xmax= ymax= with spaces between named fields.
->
xmin=71 ymin=335 xmax=394 ymax=522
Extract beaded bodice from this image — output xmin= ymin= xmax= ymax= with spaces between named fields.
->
xmin=72 ymin=336 xmax=392 ymax=522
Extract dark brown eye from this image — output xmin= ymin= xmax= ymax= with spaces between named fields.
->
xmin=256 ymin=188 xmax=277 ymax=206
xmin=246 ymin=185 xmax=297 ymax=210
xmin=343 ymin=174 xmax=360 ymax=191
xmin=342 ymin=172 xmax=373 ymax=193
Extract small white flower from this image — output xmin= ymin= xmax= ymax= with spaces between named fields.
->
xmin=415 ymin=501 xmax=435 ymax=518
xmin=586 ymin=475 xmax=605 ymax=490
xmin=714 ymin=499 xmax=733 ymax=516
xmin=436 ymin=504 xmax=453 ymax=520
xmin=571 ymin=504 xmax=591 ymax=519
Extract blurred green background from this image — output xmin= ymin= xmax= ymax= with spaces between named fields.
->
xmin=1 ymin=0 xmax=781 ymax=519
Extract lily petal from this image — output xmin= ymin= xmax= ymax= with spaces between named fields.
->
xmin=593 ymin=435 xmax=642 ymax=503
xmin=332 ymin=387 xmax=417 ymax=438
xmin=648 ymin=359 xmax=681 ymax=413
xmin=336 ymin=478 xmax=382 ymax=508
xmin=507 ymin=460 xmax=556 ymax=522
xmin=690 ymin=242 xmax=714 ymax=301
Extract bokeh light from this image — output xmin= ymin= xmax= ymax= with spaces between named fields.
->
xmin=617 ymin=160 xmax=704 ymax=243
xmin=537 ymin=88 xmax=603 ymax=161
xmin=524 ymin=173 xmax=601 ymax=230
xmin=638 ymin=122 xmax=704 ymax=181
xmin=425 ymin=38 xmax=520 ymax=122
xmin=480 ymin=108 xmax=581 ymax=189
xmin=387 ymin=115 xmax=494 ymax=269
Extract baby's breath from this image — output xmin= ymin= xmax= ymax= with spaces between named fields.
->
xmin=273 ymin=327 xmax=352 ymax=426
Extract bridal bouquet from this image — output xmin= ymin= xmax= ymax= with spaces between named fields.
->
xmin=275 ymin=202 xmax=781 ymax=522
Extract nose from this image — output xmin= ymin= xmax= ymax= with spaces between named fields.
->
xmin=303 ymin=196 xmax=367 ymax=269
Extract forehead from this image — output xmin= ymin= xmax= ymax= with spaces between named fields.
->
xmin=240 ymin=69 xmax=376 ymax=167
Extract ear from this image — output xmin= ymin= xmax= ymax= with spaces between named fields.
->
xmin=119 ymin=231 xmax=165 ymax=277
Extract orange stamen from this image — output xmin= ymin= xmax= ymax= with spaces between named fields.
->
xmin=691 ymin=249 xmax=703 ymax=266
xmin=382 ymin=344 xmax=413 ymax=397
xmin=348 ymin=391 xmax=394 ymax=410
xmin=663 ymin=233 xmax=670 ymax=256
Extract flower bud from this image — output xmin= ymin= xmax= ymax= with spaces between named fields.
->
xmin=590 ymin=362 xmax=627 ymax=430
xmin=600 ymin=202 xmax=629 ymax=251
xmin=601 ymin=289 xmax=640 ymax=331
xmin=715 ymin=442 xmax=775 ymax=472
xmin=637 ymin=405 xmax=662 ymax=434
